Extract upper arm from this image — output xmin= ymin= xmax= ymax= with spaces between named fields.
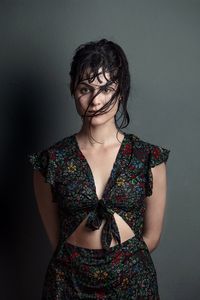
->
xmin=142 ymin=141 xmax=170 ymax=249
xmin=32 ymin=169 xmax=60 ymax=251
xmin=33 ymin=169 xmax=56 ymax=204
xmin=143 ymin=161 xmax=168 ymax=245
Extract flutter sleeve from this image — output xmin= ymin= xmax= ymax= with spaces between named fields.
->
xmin=145 ymin=143 xmax=170 ymax=197
xmin=28 ymin=148 xmax=58 ymax=202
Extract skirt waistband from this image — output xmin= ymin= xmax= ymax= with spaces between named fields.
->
xmin=63 ymin=234 xmax=148 ymax=258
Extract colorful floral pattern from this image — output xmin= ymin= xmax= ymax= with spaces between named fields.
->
xmin=28 ymin=132 xmax=170 ymax=299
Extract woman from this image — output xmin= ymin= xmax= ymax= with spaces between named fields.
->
xmin=28 ymin=38 xmax=170 ymax=299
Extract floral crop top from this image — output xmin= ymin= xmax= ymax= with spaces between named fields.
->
xmin=28 ymin=132 xmax=170 ymax=251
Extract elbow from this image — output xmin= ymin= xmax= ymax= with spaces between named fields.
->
xmin=142 ymin=235 xmax=160 ymax=253
xmin=51 ymin=238 xmax=59 ymax=253
xmin=150 ymin=239 xmax=160 ymax=253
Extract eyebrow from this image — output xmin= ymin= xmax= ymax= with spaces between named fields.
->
xmin=78 ymin=82 xmax=116 ymax=88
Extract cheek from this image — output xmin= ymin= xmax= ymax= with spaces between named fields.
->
xmin=107 ymin=99 xmax=119 ymax=115
xmin=74 ymin=98 xmax=84 ymax=116
xmin=74 ymin=94 xmax=88 ymax=109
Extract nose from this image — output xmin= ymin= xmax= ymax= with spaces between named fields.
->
xmin=90 ymin=90 xmax=104 ymax=108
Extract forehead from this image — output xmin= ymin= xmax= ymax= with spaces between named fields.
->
xmin=79 ymin=67 xmax=117 ymax=87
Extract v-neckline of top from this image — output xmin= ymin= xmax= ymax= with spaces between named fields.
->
xmin=72 ymin=131 xmax=127 ymax=201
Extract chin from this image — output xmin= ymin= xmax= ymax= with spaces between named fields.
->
xmin=86 ymin=115 xmax=114 ymax=127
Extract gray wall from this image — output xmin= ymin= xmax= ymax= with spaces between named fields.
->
xmin=1 ymin=1 xmax=199 ymax=299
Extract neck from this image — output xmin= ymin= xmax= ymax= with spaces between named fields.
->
xmin=76 ymin=122 xmax=124 ymax=147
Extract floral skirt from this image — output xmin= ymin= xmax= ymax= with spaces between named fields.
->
xmin=41 ymin=235 xmax=160 ymax=299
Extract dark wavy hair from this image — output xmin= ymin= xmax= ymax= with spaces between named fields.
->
xmin=69 ymin=38 xmax=130 ymax=138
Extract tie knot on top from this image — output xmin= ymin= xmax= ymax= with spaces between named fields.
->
xmin=96 ymin=199 xmax=114 ymax=219
xmin=85 ymin=199 xmax=121 ymax=250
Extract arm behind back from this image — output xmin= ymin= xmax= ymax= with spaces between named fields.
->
xmin=33 ymin=170 xmax=60 ymax=252
xmin=143 ymin=162 xmax=168 ymax=252
xmin=142 ymin=142 xmax=170 ymax=253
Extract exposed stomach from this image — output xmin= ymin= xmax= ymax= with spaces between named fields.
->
xmin=66 ymin=213 xmax=136 ymax=249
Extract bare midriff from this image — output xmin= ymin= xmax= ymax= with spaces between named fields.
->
xmin=66 ymin=213 xmax=135 ymax=249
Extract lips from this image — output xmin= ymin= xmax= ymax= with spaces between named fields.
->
xmin=87 ymin=111 xmax=100 ymax=117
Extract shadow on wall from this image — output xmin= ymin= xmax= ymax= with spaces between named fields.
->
xmin=0 ymin=63 xmax=59 ymax=299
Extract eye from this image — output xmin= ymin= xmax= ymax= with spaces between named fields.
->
xmin=80 ymin=87 xmax=91 ymax=94
xmin=102 ymin=87 xmax=114 ymax=94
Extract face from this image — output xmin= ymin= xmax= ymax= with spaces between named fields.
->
xmin=74 ymin=68 xmax=120 ymax=126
